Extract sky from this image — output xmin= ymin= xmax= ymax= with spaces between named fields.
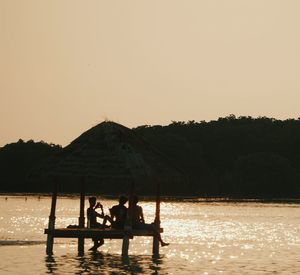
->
xmin=1 ymin=0 xmax=300 ymax=147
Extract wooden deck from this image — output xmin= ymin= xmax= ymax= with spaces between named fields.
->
xmin=45 ymin=227 xmax=163 ymax=239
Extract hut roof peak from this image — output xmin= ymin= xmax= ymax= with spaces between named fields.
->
xmin=69 ymin=120 xmax=132 ymax=147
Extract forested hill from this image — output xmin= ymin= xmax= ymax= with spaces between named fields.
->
xmin=0 ymin=140 xmax=62 ymax=192
xmin=133 ymin=116 xmax=300 ymax=198
xmin=1 ymin=116 xmax=300 ymax=198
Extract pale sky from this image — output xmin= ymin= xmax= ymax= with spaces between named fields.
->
xmin=1 ymin=1 xmax=300 ymax=146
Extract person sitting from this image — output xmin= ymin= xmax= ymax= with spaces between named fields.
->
xmin=131 ymin=195 xmax=169 ymax=247
xmin=86 ymin=196 xmax=108 ymax=251
xmin=109 ymin=195 xmax=128 ymax=229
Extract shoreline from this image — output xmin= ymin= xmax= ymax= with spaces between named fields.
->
xmin=1 ymin=193 xmax=299 ymax=204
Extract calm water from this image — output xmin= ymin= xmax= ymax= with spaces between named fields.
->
xmin=0 ymin=196 xmax=299 ymax=274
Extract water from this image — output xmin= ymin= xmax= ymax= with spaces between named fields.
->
xmin=0 ymin=196 xmax=299 ymax=274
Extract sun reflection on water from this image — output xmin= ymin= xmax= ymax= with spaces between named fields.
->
xmin=0 ymin=197 xmax=300 ymax=274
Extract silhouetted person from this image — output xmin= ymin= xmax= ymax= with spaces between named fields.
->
xmin=87 ymin=196 xmax=107 ymax=251
xmin=109 ymin=195 xmax=128 ymax=229
xmin=132 ymin=195 xmax=169 ymax=247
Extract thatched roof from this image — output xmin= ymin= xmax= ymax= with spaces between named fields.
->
xmin=31 ymin=121 xmax=186 ymax=192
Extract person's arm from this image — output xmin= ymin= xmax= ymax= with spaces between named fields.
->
xmin=99 ymin=204 xmax=105 ymax=218
xmin=94 ymin=203 xmax=105 ymax=218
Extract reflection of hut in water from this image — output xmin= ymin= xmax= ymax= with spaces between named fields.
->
xmin=37 ymin=121 xmax=187 ymax=256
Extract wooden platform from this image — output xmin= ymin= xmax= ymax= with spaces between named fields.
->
xmin=45 ymin=180 xmax=164 ymax=256
xmin=45 ymin=227 xmax=163 ymax=239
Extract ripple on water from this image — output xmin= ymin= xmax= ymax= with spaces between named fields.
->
xmin=0 ymin=196 xmax=300 ymax=274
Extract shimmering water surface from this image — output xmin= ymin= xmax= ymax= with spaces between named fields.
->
xmin=0 ymin=196 xmax=299 ymax=274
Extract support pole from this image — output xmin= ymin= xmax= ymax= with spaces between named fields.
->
xmin=152 ymin=181 xmax=161 ymax=256
xmin=46 ymin=179 xmax=58 ymax=255
xmin=78 ymin=177 xmax=85 ymax=254
xmin=122 ymin=181 xmax=135 ymax=256
xmin=122 ymin=235 xmax=130 ymax=256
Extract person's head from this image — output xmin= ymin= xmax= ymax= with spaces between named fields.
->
xmin=119 ymin=195 xmax=128 ymax=205
xmin=89 ymin=196 xmax=97 ymax=207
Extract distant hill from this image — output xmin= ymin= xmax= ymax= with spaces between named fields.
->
xmin=133 ymin=116 xmax=300 ymax=198
xmin=0 ymin=139 xmax=62 ymax=192
xmin=1 ymin=116 xmax=300 ymax=198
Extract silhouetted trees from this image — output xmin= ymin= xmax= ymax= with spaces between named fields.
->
xmin=134 ymin=116 xmax=300 ymax=198
xmin=233 ymin=152 xmax=299 ymax=197
xmin=1 ymin=116 xmax=300 ymax=198
xmin=0 ymin=139 xmax=62 ymax=192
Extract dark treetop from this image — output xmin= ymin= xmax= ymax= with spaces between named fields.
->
xmin=1 ymin=116 xmax=300 ymax=198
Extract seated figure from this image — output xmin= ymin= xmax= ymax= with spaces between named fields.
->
xmin=86 ymin=196 xmax=107 ymax=250
xmin=132 ymin=195 xmax=169 ymax=247
xmin=109 ymin=195 xmax=128 ymax=229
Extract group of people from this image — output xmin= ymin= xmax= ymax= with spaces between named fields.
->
xmin=87 ymin=195 xmax=169 ymax=251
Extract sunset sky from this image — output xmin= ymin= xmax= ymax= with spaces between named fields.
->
xmin=1 ymin=1 xmax=300 ymax=147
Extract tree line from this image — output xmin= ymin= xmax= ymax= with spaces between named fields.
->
xmin=134 ymin=115 xmax=300 ymax=198
xmin=0 ymin=116 xmax=299 ymax=198
xmin=0 ymin=139 xmax=62 ymax=192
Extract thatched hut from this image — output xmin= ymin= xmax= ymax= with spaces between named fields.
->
xmin=40 ymin=121 xmax=187 ymax=256
xmin=32 ymin=121 xmax=186 ymax=194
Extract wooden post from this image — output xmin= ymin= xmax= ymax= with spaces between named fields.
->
xmin=46 ymin=179 xmax=58 ymax=255
xmin=122 ymin=235 xmax=130 ymax=256
xmin=122 ymin=181 xmax=134 ymax=256
xmin=152 ymin=181 xmax=161 ymax=256
xmin=78 ymin=177 xmax=85 ymax=254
